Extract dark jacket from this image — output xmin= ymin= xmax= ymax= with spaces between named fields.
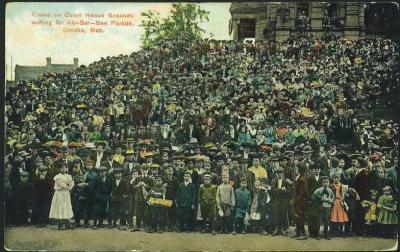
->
xmin=110 ymin=178 xmax=127 ymax=203
xmin=176 ymin=182 xmax=197 ymax=207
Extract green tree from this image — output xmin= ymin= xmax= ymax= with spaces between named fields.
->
xmin=140 ymin=3 xmax=209 ymax=49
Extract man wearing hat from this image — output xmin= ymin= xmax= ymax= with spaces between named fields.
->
xmin=271 ymin=165 xmax=292 ymax=236
xmin=102 ymin=149 xmax=115 ymax=171
xmin=307 ymin=163 xmax=323 ymax=238
xmin=198 ymin=173 xmax=218 ymax=235
xmin=293 ymin=163 xmax=308 ymax=240
xmin=234 ymin=160 xmax=251 ymax=190
xmin=125 ymin=166 xmax=139 ymax=229
xmin=31 ymin=165 xmax=53 ymax=227
xmin=91 ymin=166 xmax=113 ymax=229
xmin=163 ymin=164 xmax=178 ymax=231
xmin=109 ymin=167 xmax=127 ymax=230
xmin=248 ymin=157 xmax=268 ymax=181
xmin=14 ymin=170 xmax=31 ymax=227
xmin=90 ymin=142 xmax=106 ymax=169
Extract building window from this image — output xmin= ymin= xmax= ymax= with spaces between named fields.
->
xmin=297 ymin=3 xmax=310 ymax=16
xmin=238 ymin=18 xmax=256 ymax=40
xmin=325 ymin=3 xmax=338 ymax=17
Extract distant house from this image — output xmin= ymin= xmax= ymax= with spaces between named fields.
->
xmin=14 ymin=57 xmax=78 ymax=83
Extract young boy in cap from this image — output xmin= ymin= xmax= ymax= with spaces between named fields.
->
xmin=216 ymin=173 xmax=235 ymax=234
xmin=109 ymin=167 xmax=127 ymax=230
xmin=83 ymin=159 xmax=99 ymax=228
xmin=126 ymin=167 xmax=139 ymax=229
xmin=176 ymin=171 xmax=197 ymax=232
xmin=91 ymin=166 xmax=112 ymax=229
xmin=132 ymin=164 xmax=154 ymax=231
xmin=163 ymin=164 xmax=178 ymax=231
xmin=32 ymin=165 xmax=53 ymax=228
xmin=147 ymin=175 xmax=166 ymax=233
xmin=233 ymin=178 xmax=252 ymax=234
xmin=271 ymin=166 xmax=292 ymax=236
xmin=312 ymin=176 xmax=335 ymax=240
xmin=198 ymin=173 xmax=218 ymax=234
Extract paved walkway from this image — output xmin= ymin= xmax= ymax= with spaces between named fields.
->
xmin=5 ymin=227 xmax=398 ymax=251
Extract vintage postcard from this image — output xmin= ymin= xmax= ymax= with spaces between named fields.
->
xmin=4 ymin=1 xmax=399 ymax=251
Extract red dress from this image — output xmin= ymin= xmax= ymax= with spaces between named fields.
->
xmin=330 ymin=183 xmax=348 ymax=222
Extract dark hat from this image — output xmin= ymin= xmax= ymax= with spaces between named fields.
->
xmin=97 ymin=166 xmax=108 ymax=171
xmin=154 ymin=175 xmax=163 ymax=181
xmin=240 ymin=177 xmax=248 ymax=183
xmin=59 ymin=146 xmax=69 ymax=153
xmin=114 ymin=167 xmax=123 ymax=173
xmin=321 ymin=175 xmax=330 ymax=180
xmin=104 ymin=148 xmax=114 ymax=155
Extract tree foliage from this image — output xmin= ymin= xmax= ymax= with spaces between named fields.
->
xmin=140 ymin=3 xmax=210 ymax=49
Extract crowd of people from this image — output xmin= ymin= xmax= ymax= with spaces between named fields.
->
xmin=5 ymin=36 xmax=399 ymax=240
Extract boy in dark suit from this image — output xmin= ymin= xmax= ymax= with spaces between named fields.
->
xmin=109 ymin=167 xmax=127 ymax=230
xmin=91 ymin=166 xmax=112 ymax=229
xmin=271 ymin=166 xmax=292 ymax=236
xmin=176 ymin=171 xmax=196 ymax=232
xmin=32 ymin=165 xmax=53 ymax=228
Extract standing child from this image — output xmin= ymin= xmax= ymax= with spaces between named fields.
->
xmin=109 ymin=167 xmax=127 ymax=230
xmin=216 ymin=173 xmax=235 ymax=234
xmin=344 ymin=187 xmax=360 ymax=237
xmin=233 ymin=178 xmax=252 ymax=235
xmin=147 ymin=175 xmax=167 ymax=233
xmin=377 ymin=186 xmax=397 ymax=239
xmin=361 ymin=189 xmax=378 ymax=237
xmin=330 ymin=174 xmax=348 ymax=238
xmin=49 ymin=164 xmax=75 ymax=230
xmin=312 ymin=176 xmax=334 ymax=240
xmin=250 ymin=178 xmax=271 ymax=235
xmin=198 ymin=173 xmax=218 ymax=235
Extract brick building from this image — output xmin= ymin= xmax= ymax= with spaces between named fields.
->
xmin=14 ymin=57 xmax=78 ymax=83
xmin=229 ymin=2 xmax=400 ymax=41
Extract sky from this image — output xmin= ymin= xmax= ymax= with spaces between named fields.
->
xmin=5 ymin=2 xmax=232 ymax=80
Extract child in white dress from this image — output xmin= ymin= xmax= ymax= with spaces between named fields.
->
xmin=49 ymin=165 xmax=75 ymax=230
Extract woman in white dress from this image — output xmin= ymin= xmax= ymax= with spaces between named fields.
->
xmin=49 ymin=164 xmax=74 ymax=230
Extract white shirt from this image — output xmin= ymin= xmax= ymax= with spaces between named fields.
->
xmin=315 ymin=175 xmax=320 ymax=182
xmin=95 ymin=152 xmax=103 ymax=168
xmin=184 ymin=182 xmax=189 ymax=187
xmin=278 ymin=178 xmax=283 ymax=189
xmin=116 ymin=178 xmax=121 ymax=187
